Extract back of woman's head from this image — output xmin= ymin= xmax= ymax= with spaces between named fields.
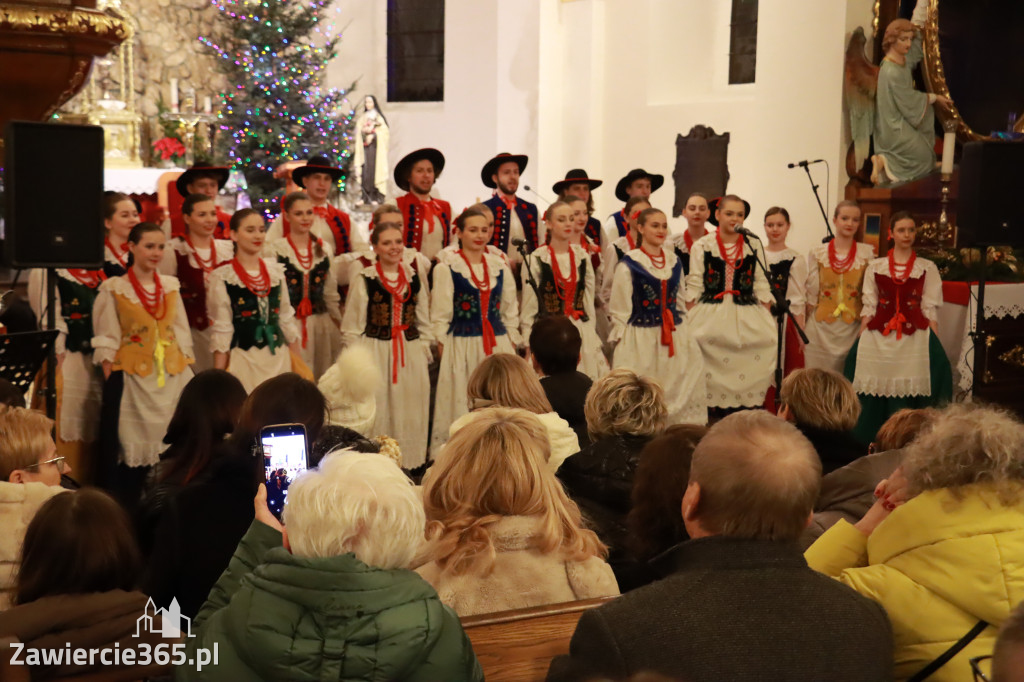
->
xmin=466 ymin=353 xmax=552 ymax=414
xmin=0 ymin=405 xmax=53 ymax=481
xmin=903 ymin=403 xmax=1024 ymax=504
xmin=780 ymin=368 xmax=861 ymax=431
xmin=161 ymin=370 xmax=248 ymax=484
xmin=873 ymin=407 xmax=938 ymax=453
xmin=232 ymin=373 xmax=328 ymax=453
xmin=422 ymin=407 xmax=605 ymax=576
xmin=585 ymin=369 xmax=667 ymax=440
xmin=17 ymin=488 xmax=139 ymax=604
xmin=627 ymin=424 xmax=707 ymax=561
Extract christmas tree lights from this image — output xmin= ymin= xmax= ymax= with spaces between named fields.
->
xmin=200 ymin=0 xmax=355 ymax=218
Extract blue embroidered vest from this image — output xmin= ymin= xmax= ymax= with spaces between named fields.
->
xmin=698 ymin=252 xmax=759 ymax=306
xmin=622 ymin=256 xmax=683 ymax=328
xmin=447 ymin=268 xmax=507 ymax=337
xmin=364 ymin=272 xmax=422 ymax=341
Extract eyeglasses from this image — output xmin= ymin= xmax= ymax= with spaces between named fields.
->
xmin=24 ymin=456 xmax=67 ymax=474
xmin=970 ymin=655 xmax=992 ymax=682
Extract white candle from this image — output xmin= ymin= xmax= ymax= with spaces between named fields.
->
xmin=203 ymin=96 xmax=212 ymax=114
xmin=941 ymin=131 xmax=956 ymax=175
xmin=169 ymin=78 xmax=179 ymax=113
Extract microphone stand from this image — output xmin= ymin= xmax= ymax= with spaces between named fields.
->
xmin=794 ymin=163 xmax=835 ymax=243
xmin=739 ymin=232 xmax=810 ymax=411
xmin=516 ymin=240 xmax=542 ymax=306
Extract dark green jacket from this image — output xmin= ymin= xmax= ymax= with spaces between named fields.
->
xmin=178 ymin=521 xmax=483 ymax=682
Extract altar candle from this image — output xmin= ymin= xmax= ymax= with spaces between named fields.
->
xmin=203 ymin=96 xmax=212 ymax=114
xmin=170 ymin=78 xmax=179 ymax=113
xmin=941 ymin=130 xmax=956 ymax=175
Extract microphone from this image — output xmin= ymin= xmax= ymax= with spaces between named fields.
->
xmin=787 ymin=159 xmax=825 ymax=169
xmin=522 ymin=185 xmax=553 ymax=206
xmin=511 ymin=237 xmax=532 ymax=253
xmin=735 ymin=226 xmax=760 ymax=240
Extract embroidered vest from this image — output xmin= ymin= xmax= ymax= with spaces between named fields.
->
xmin=225 ymin=281 xmax=285 ymax=351
xmin=814 ymin=262 xmax=867 ymax=325
xmin=103 ymin=260 xmax=127 ymax=279
xmin=364 ymin=272 xmax=422 ymax=341
xmin=447 ymin=269 xmax=507 ymax=337
xmin=484 ymin=195 xmax=540 ymax=252
xmin=56 ymin=277 xmax=100 ymax=353
xmin=622 ymin=256 xmax=683 ymax=327
xmin=698 ymin=252 xmax=759 ymax=305
xmin=279 ymin=255 xmax=331 ymax=315
xmin=675 ymin=246 xmax=691 ymax=277
xmin=111 ymin=290 xmax=190 ymax=377
xmin=175 ymin=249 xmax=212 ymax=331
xmin=397 ymin=193 xmax=451 ymax=250
xmin=536 ymin=258 xmax=588 ymax=321
xmin=585 ymin=216 xmax=602 ymax=245
xmin=768 ymin=257 xmax=795 ymax=301
xmin=867 ymin=272 xmax=929 ymax=337
xmin=612 ymin=211 xmax=628 ymax=238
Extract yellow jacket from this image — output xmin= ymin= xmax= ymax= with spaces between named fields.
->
xmin=805 ymin=484 xmax=1024 ymax=681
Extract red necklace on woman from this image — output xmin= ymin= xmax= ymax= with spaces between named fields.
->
xmin=287 ymin=235 xmax=316 ymax=271
xmin=458 ymin=249 xmax=497 ymax=355
xmin=715 ymin=231 xmax=744 ymax=267
xmin=127 ymin=268 xmax=167 ymax=320
xmin=644 ymin=247 xmax=666 ymax=269
xmin=888 ymin=248 xmax=917 ymax=284
xmin=66 ymin=268 xmax=106 ymax=288
xmin=625 ymin=230 xmax=636 ymax=250
xmin=184 ymin=235 xmax=220 ymax=273
xmin=105 ymin=238 xmax=129 ymax=268
xmin=828 ymin=239 xmax=858 ymax=274
xmin=548 ymin=245 xmax=582 ymax=319
xmin=458 ymin=250 xmax=491 ymax=292
xmin=231 ymin=257 xmax=272 ymax=297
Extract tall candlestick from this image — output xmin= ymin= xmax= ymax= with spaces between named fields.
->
xmin=941 ymin=130 xmax=956 ymax=176
xmin=169 ymin=78 xmax=179 ymax=113
xmin=203 ymin=96 xmax=212 ymax=114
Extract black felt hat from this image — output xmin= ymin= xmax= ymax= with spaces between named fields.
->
xmin=614 ymin=168 xmax=665 ymax=202
xmin=175 ymin=162 xmax=230 ymax=197
xmin=552 ymin=169 xmax=603 ymax=195
xmin=394 ymin=148 xmax=445 ymax=192
xmin=707 ymin=196 xmax=752 ymax=226
xmin=291 ymin=154 xmax=344 ymax=188
xmin=481 ymin=152 xmax=528 ymax=189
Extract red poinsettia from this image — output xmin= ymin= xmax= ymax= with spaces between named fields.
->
xmin=152 ymin=136 xmax=187 ymax=162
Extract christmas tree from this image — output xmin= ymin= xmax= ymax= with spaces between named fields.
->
xmin=200 ymin=0 xmax=355 ymax=217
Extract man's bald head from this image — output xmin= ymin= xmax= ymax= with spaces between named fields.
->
xmin=686 ymin=411 xmax=821 ymax=542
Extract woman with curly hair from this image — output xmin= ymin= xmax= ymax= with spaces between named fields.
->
xmin=806 ymin=403 xmax=1024 ymax=681
xmin=417 ymin=407 xmax=618 ymax=616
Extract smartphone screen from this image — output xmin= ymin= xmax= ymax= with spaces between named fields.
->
xmin=260 ymin=423 xmax=308 ymax=520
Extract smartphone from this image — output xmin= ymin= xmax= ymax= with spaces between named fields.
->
xmin=260 ymin=423 xmax=308 ymax=520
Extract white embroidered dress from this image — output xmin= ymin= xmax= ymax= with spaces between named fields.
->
xmin=804 ymin=242 xmax=877 ymax=373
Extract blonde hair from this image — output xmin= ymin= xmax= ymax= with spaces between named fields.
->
xmin=422 ymin=407 xmax=606 ymax=576
xmin=466 ymin=353 xmax=552 ymax=414
xmin=0 ymin=406 xmax=54 ymax=481
xmin=902 ymin=403 xmax=1024 ymax=504
xmin=585 ymin=369 xmax=667 ymax=439
xmin=690 ymin=410 xmax=821 ymax=542
xmin=882 ymin=18 xmax=915 ymax=54
xmin=780 ymin=368 xmax=861 ymax=431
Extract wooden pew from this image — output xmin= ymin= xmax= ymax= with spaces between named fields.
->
xmin=461 ymin=596 xmax=616 ymax=682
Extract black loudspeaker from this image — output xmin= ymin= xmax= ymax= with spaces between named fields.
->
xmin=958 ymin=140 xmax=1024 ymax=248
xmin=3 ymin=121 xmax=105 ymax=268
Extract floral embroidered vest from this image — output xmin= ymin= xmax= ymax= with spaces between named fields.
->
xmin=621 ymin=256 xmax=683 ymax=327
xmin=225 ymin=281 xmax=285 ymax=352
xmin=536 ymin=258 xmax=588 ymax=321
xmin=56 ymin=276 xmax=100 ymax=353
xmin=698 ymin=252 xmax=759 ymax=306
xmin=365 ymin=272 xmax=422 ymax=341
xmin=448 ymin=269 xmax=507 ymax=337
xmin=815 ymin=262 xmax=866 ymax=325
xmin=111 ymin=290 xmax=189 ymax=377
xmin=279 ymin=255 xmax=331 ymax=315
xmin=867 ymin=272 xmax=928 ymax=337
xmin=768 ymin=257 xmax=795 ymax=301
xmin=175 ymin=249 xmax=212 ymax=331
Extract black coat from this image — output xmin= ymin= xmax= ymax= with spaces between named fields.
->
xmin=796 ymin=423 xmax=868 ymax=475
xmin=540 ymin=371 xmax=593 ymax=449
xmin=547 ymin=537 xmax=894 ymax=682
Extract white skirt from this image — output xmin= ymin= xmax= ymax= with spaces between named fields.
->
xmin=853 ymin=328 xmax=931 ymax=397
xmin=574 ymin=316 xmax=610 ymax=381
xmin=59 ymin=351 xmax=103 ymax=443
xmin=190 ymin=327 xmax=215 ymax=374
xmin=366 ymin=336 xmax=431 ymax=468
xmin=297 ymin=312 xmax=343 ymax=380
xmin=119 ymin=367 xmax=193 ymax=467
xmin=431 ymin=333 xmax=516 ymax=457
xmin=229 ymin=345 xmax=293 ymax=394
xmin=688 ymin=301 xmax=777 ymax=409
xmin=804 ymin=315 xmax=860 ymax=374
xmin=612 ymin=321 xmax=707 ymax=425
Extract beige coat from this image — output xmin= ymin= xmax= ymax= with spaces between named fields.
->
xmin=416 ymin=515 xmax=619 ymax=617
xmin=0 ymin=481 xmax=67 ymax=609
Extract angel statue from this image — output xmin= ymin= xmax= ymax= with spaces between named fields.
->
xmin=845 ymin=0 xmax=950 ymax=187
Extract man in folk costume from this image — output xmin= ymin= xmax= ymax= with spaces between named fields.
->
xmin=602 ymin=168 xmax=663 ymax=251
xmin=171 ymin=163 xmax=232 ymax=238
xmin=481 ymin=153 xmax=540 ymax=268
xmin=393 ymin=148 xmax=452 ymax=261
xmin=553 ymin=169 xmax=604 ymax=247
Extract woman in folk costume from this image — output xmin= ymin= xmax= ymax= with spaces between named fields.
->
xmin=670 ymin=192 xmax=713 ymax=275
xmin=598 ymin=196 xmax=651 ymax=314
xmin=761 ymin=206 xmax=808 ymax=411
xmin=521 ymin=200 xmax=608 ymax=380
xmin=430 ymin=209 xmax=520 ymax=456
xmin=609 ymin=208 xmax=706 ymax=425
xmin=267 ymin=191 xmax=343 ymax=379
xmin=845 ymin=211 xmax=952 ymax=445
xmin=158 ymin=193 xmax=234 ymax=373
xmin=340 ymin=216 xmax=433 ymax=468
xmin=805 ymin=200 xmax=877 ymax=373
xmin=566 ymin=194 xmax=606 ymax=341
xmin=435 ymin=203 xmax=509 ymax=268
xmin=685 ymin=196 xmax=776 ymax=415
xmin=103 ymin=191 xmax=140 ymax=277
xmin=209 ymin=209 xmax=302 ymax=393
xmin=92 ymin=223 xmax=194 ymax=473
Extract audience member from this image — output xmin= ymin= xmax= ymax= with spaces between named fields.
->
xmin=558 ymin=369 xmax=666 ymax=580
xmin=0 ymin=378 xmax=25 ymax=408
xmin=137 ymin=369 xmax=247 ymax=556
xmin=318 ymin=342 xmax=382 ymax=438
xmin=779 ymin=367 xmax=867 ymax=474
xmin=623 ymin=424 xmax=706 ymax=590
xmin=992 ymin=600 xmax=1024 ymax=682
xmin=530 ymin=315 xmax=593 ymax=449
xmin=800 ymin=407 xmax=938 ymax=549
xmin=549 ymin=410 xmax=892 ymax=682
xmin=447 ymin=353 xmax=580 ymax=471
xmin=806 ymin=403 xmax=1024 ymax=681
xmin=0 ymin=489 xmax=176 ymax=679
xmin=418 ymin=407 xmax=618 ymax=616
xmin=182 ymin=453 xmax=483 ymax=681
xmin=143 ymin=373 xmax=327 ymax=619
xmin=0 ymin=406 xmax=69 ymax=609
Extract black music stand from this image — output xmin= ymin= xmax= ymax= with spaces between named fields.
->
xmin=0 ymin=330 xmax=59 ymax=406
